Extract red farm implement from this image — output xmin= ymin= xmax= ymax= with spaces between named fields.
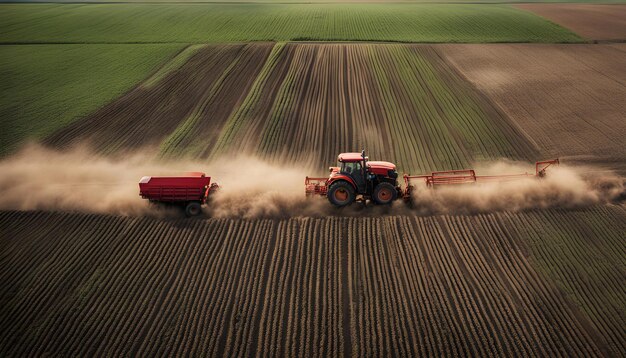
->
xmin=306 ymin=151 xmax=559 ymax=207
xmin=402 ymin=159 xmax=559 ymax=200
xmin=139 ymin=172 xmax=219 ymax=216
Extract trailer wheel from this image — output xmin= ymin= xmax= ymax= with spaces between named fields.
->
xmin=372 ymin=182 xmax=397 ymax=205
xmin=185 ymin=202 xmax=202 ymax=217
xmin=327 ymin=181 xmax=355 ymax=207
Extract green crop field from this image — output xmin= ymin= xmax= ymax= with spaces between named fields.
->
xmin=0 ymin=44 xmax=183 ymax=155
xmin=0 ymin=4 xmax=582 ymax=44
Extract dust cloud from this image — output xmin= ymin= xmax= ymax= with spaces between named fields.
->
xmin=0 ymin=145 xmax=622 ymax=218
xmin=407 ymin=161 xmax=625 ymax=215
xmin=0 ymin=145 xmax=190 ymax=216
xmin=0 ymin=144 xmax=318 ymax=218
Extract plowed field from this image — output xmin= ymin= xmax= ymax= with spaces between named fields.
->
xmin=1 ymin=206 xmax=624 ymax=356
xmin=213 ymin=44 xmax=537 ymax=172
xmin=48 ymin=43 xmax=538 ymax=173
xmin=440 ymin=43 xmax=626 ymax=173
xmin=517 ymin=4 xmax=626 ymax=41
xmin=48 ymin=43 xmax=626 ymax=174
xmin=3 ymin=21 xmax=625 ymax=357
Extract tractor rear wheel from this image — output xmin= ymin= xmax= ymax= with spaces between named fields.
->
xmin=327 ymin=181 xmax=355 ymax=207
xmin=372 ymin=182 xmax=397 ymax=205
xmin=185 ymin=202 xmax=202 ymax=217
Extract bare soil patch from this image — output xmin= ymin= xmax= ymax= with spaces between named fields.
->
xmin=439 ymin=44 xmax=626 ymax=173
xmin=516 ymin=4 xmax=626 ymax=41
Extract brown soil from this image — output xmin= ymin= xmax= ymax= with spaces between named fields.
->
xmin=516 ymin=4 xmax=626 ymax=41
xmin=1 ymin=207 xmax=624 ymax=356
xmin=438 ymin=44 xmax=626 ymax=173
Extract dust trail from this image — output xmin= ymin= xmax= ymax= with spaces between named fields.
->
xmin=0 ymin=144 xmax=319 ymax=217
xmin=0 ymin=145 xmax=622 ymax=217
xmin=0 ymin=144 xmax=195 ymax=216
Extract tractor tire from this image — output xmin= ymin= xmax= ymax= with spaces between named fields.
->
xmin=372 ymin=182 xmax=397 ymax=205
xmin=184 ymin=201 xmax=202 ymax=217
xmin=327 ymin=181 xmax=355 ymax=207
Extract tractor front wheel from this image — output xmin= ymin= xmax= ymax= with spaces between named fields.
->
xmin=327 ymin=181 xmax=355 ymax=207
xmin=185 ymin=201 xmax=202 ymax=217
xmin=372 ymin=182 xmax=398 ymax=205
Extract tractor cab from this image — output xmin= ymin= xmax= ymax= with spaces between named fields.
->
xmin=336 ymin=152 xmax=368 ymax=193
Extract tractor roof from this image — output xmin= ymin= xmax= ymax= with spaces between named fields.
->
xmin=367 ymin=161 xmax=396 ymax=170
xmin=338 ymin=153 xmax=367 ymax=162
xmin=337 ymin=153 xmax=396 ymax=170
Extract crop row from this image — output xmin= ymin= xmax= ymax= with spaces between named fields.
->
xmin=160 ymin=43 xmax=275 ymax=158
xmin=208 ymin=43 xmax=538 ymax=173
xmin=43 ymin=43 xmax=540 ymax=172
xmin=366 ymin=44 xmax=538 ymax=172
xmin=1 ymin=206 xmax=623 ymax=355
xmin=505 ymin=207 xmax=626 ymax=355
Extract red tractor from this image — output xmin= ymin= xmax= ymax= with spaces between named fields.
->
xmin=306 ymin=151 xmax=559 ymax=207
xmin=139 ymin=172 xmax=219 ymax=216
xmin=306 ymin=151 xmax=402 ymax=207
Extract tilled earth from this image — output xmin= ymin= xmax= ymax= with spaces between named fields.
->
xmin=1 ymin=207 xmax=624 ymax=356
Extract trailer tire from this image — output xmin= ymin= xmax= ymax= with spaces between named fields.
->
xmin=185 ymin=202 xmax=202 ymax=217
xmin=372 ymin=182 xmax=397 ymax=205
xmin=327 ymin=181 xmax=355 ymax=207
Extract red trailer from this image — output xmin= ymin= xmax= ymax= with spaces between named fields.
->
xmin=138 ymin=172 xmax=219 ymax=216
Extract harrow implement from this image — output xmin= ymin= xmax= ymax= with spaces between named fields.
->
xmin=402 ymin=159 xmax=559 ymax=200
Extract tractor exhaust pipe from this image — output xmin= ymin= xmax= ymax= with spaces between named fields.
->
xmin=361 ymin=149 xmax=367 ymax=178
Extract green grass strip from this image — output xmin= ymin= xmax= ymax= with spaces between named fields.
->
xmin=210 ymin=42 xmax=286 ymax=157
xmin=159 ymin=50 xmax=242 ymax=158
xmin=142 ymin=44 xmax=207 ymax=89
